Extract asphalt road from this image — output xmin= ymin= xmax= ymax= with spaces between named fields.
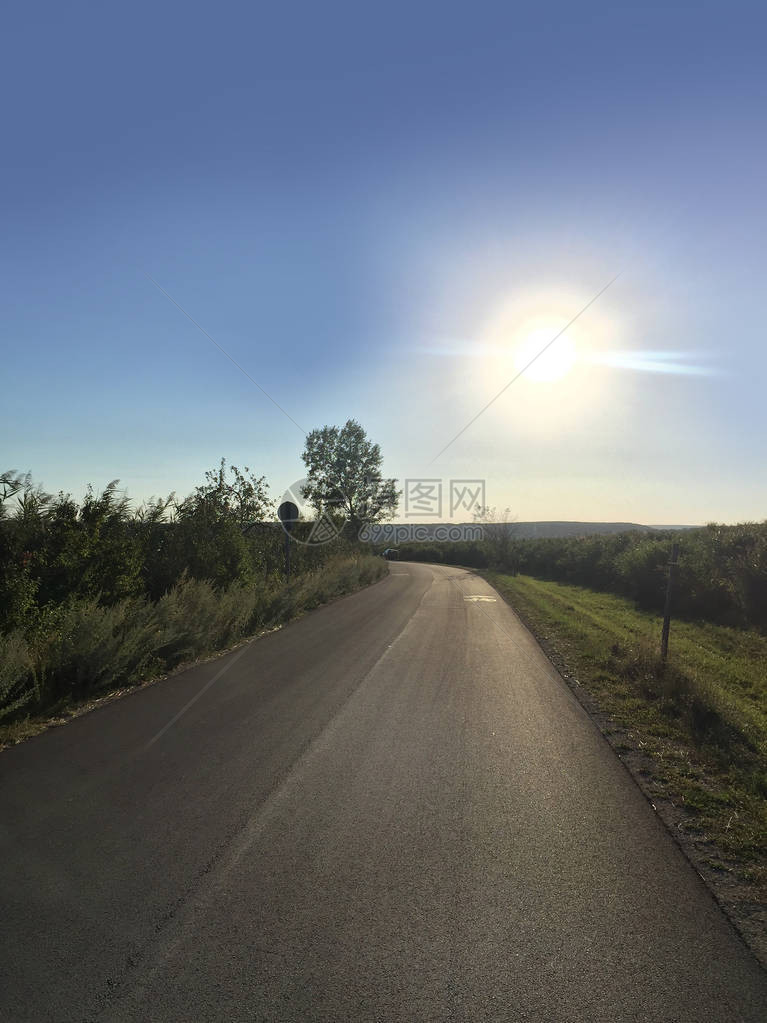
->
xmin=1 ymin=562 xmax=765 ymax=1022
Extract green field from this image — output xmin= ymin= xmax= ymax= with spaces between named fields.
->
xmin=487 ymin=572 xmax=767 ymax=891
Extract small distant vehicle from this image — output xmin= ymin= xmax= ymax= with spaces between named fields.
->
xmin=382 ymin=548 xmax=400 ymax=560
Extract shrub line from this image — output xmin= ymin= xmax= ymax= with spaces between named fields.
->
xmin=0 ymin=554 xmax=387 ymax=749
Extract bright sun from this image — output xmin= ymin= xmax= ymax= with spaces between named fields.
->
xmin=513 ymin=327 xmax=577 ymax=382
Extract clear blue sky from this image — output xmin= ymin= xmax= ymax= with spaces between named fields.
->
xmin=3 ymin=1 xmax=765 ymax=523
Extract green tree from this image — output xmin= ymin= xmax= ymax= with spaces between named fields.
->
xmin=143 ymin=459 xmax=274 ymax=596
xmin=474 ymin=505 xmax=518 ymax=570
xmin=178 ymin=458 xmax=272 ymax=528
xmin=301 ymin=420 xmax=400 ymax=535
xmin=0 ymin=472 xmax=39 ymax=629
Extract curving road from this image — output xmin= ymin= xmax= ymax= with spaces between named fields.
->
xmin=1 ymin=562 xmax=765 ymax=1021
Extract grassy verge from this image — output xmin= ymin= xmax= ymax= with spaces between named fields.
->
xmin=0 ymin=554 xmax=387 ymax=749
xmin=485 ymin=572 xmax=767 ymax=962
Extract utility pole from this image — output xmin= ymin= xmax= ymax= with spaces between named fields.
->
xmin=660 ymin=542 xmax=680 ymax=662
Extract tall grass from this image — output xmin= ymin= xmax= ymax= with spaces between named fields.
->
xmin=0 ymin=554 xmax=386 ymax=724
xmin=0 ymin=631 xmax=37 ymax=719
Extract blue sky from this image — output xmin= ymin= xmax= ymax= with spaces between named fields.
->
xmin=3 ymin=1 xmax=765 ymax=523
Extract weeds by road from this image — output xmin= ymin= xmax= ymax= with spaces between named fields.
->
xmin=0 ymin=554 xmax=387 ymax=748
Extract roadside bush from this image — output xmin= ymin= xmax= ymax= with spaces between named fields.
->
xmin=0 ymin=465 xmax=392 ymax=724
xmin=0 ymin=554 xmax=386 ymax=722
xmin=293 ymin=554 xmax=386 ymax=613
xmin=0 ymin=631 xmax=37 ymax=721
xmin=614 ymin=540 xmax=669 ymax=608
xmin=151 ymin=573 xmax=280 ymax=668
xmin=36 ymin=597 xmax=160 ymax=701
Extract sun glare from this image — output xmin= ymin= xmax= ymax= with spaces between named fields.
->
xmin=513 ymin=327 xmax=577 ymax=382
xmin=473 ymin=292 xmax=620 ymax=432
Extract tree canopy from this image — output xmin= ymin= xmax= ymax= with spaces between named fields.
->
xmin=301 ymin=419 xmax=399 ymax=535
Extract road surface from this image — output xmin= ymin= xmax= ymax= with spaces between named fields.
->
xmin=1 ymin=563 xmax=765 ymax=1021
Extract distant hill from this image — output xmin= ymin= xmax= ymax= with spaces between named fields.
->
xmin=372 ymin=521 xmax=661 ymax=542
xmin=488 ymin=521 xmax=654 ymax=539
xmin=648 ymin=524 xmax=699 ymax=531
xmin=370 ymin=521 xmax=700 ymax=542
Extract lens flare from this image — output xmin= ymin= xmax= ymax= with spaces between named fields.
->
xmin=587 ymin=351 xmax=717 ymax=376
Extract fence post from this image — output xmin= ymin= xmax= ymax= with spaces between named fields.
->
xmin=660 ymin=542 xmax=680 ymax=662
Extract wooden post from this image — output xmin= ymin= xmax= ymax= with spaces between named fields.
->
xmin=660 ymin=542 xmax=680 ymax=662
xmin=277 ymin=501 xmax=298 ymax=583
